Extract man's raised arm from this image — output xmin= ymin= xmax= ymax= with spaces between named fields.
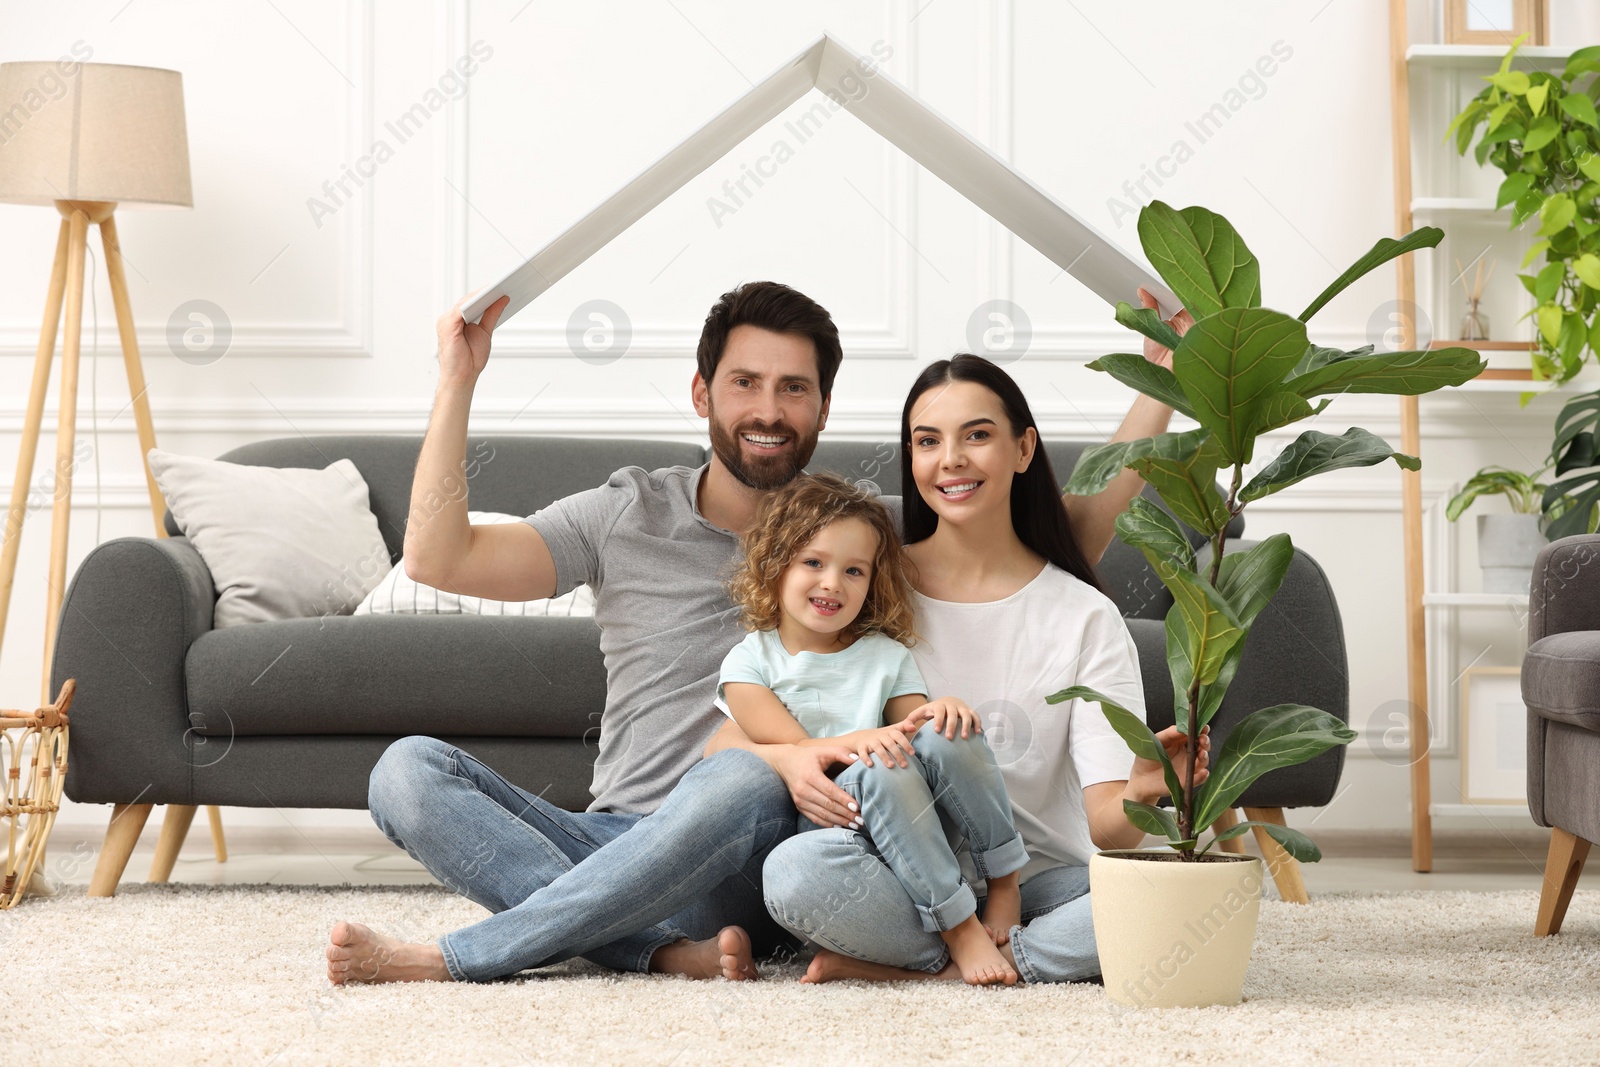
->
xmin=1061 ymin=288 xmax=1193 ymax=566
xmin=404 ymin=294 xmax=559 ymax=602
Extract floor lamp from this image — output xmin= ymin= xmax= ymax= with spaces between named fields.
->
xmin=0 ymin=61 xmax=227 ymax=891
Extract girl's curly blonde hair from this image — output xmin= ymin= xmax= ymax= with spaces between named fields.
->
xmin=729 ymin=473 xmax=918 ymax=645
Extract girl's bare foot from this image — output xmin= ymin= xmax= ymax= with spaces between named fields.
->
xmin=802 ymin=947 xmax=958 ymax=984
xmin=980 ymin=872 xmax=1022 ymax=946
xmin=941 ymin=915 xmax=1018 ymax=985
xmin=649 ymin=926 xmax=759 ymax=980
xmin=326 ymin=921 xmax=452 ymax=985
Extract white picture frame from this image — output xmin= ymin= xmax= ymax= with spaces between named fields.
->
xmin=1460 ymin=666 xmax=1528 ymax=805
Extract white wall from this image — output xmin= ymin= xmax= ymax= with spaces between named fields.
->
xmin=2 ymin=1 xmax=1597 ymax=834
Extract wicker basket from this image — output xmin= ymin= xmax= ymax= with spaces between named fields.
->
xmin=1 ymin=679 xmax=72 ymax=909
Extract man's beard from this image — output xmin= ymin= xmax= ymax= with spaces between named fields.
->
xmin=707 ymin=407 xmax=820 ymax=491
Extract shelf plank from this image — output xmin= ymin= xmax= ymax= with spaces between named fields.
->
xmin=1422 ymin=592 xmax=1530 ymax=607
xmin=1429 ymin=340 xmax=1534 ymax=352
xmin=1411 ymin=196 xmax=1498 ymax=213
xmin=1428 ymin=803 xmax=1531 ymax=818
xmin=1407 ymin=44 xmax=1574 ymax=69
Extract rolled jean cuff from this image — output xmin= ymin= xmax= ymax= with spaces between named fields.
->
xmin=438 ymin=932 xmax=471 ymax=983
xmin=1008 ymin=926 xmax=1044 ymax=985
xmin=916 ymin=881 xmax=977 ymax=933
xmin=626 ymin=928 xmax=685 ymax=975
xmin=972 ymin=832 xmax=1029 ymax=881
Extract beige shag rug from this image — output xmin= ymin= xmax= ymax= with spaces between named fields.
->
xmin=3 ymin=883 xmax=1598 ymax=1065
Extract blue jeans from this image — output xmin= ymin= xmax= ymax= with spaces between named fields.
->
xmin=811 ymin=729 xmax=1028 ymax=933
xmin=367 ymin=737 xmax=797 ymax=982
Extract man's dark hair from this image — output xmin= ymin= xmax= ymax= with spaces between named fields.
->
xmin=696 ymin=281 xmax=844 ymax=397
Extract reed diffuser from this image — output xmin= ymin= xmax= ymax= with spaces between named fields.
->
xmin=1456 ymin=255 xmax=1493 ymax=341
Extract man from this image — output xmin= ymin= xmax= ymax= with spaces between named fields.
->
xmin=325 ymin=280 xmax=1187 ymax=985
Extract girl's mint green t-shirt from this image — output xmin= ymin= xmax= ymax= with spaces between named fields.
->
xmin=715 ymin=630 xmax=927 ymax=739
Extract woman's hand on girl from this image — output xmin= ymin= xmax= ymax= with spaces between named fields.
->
xmin=851 ymin=726 xmax=918 ymax=769
xmin=901 ymin=698 xmax=982 ymax=740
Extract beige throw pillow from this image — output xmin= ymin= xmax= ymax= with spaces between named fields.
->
xmin=147 ymin=448 xmax=390 ymax=628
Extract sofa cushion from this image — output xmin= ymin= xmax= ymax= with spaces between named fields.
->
xmin=1523 ymin=631 xmax=1600 ymax=731
xmin=148 ymin=448 xmax=389 ymax=628
xmin=355 ymin=511 xmax=596 ymax=617
xmin=184 ymin=614 xmax=605 ymax=738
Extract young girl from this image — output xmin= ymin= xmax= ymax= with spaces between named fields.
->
xmin=716 ymin=472 xmax=1028 ymax=985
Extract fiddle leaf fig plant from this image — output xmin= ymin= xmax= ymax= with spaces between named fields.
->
xmin=1047 ymin=201 xmax=1485 ymax=863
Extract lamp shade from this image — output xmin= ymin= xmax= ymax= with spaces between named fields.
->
xmin=0 ymin=61 xmax=191 ymax=208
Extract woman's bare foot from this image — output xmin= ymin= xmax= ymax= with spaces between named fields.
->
xmin=940 ymin=915 xmax=1018 ymax=985
xmin=980 ymin=872 xmax=1022 ymax=946
xmin=649 ymin=926 xmax=759 ymax=980
xmin=802 ymin=947 xmax=959 ymax=984
xmin=326 ymin=921 xmax=452 ymax=985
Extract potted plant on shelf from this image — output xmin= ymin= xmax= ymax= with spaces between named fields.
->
xmin=1446 ymin=465 xmax=1552 ymax=592
xmin=1449 ymin=38 xmax=1600 ymax=541
xmin=1050 ymin=201 xmax=1484 ymax=1008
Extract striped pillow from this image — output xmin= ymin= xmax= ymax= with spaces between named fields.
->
xmin=354 ymin=511 xmax=595 ymax=617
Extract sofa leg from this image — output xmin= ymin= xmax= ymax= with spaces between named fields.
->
xmin=88 ymin=803 xmax=153 ymax=897
xmin=1536 ymin=827 xmax=1591 ymax=936
xmin=1242 ymin=806 xmax=1310 ymax=904
xmin=207 ymin=805 xmax=228 ymax=863
xmin=1212 ymin=808 xmax=1247 ymax=854
xmin=149 ymin=805 xmax=198 ymax=883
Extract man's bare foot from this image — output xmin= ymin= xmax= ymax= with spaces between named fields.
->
xmin=980 ymin=872 xmax=1022 ymax=946
xmin=940 ymin=915 xmax=1018 ymax=985
xmin=326 ymin=921 xmax=452 ymax=985
xmin=802 ymin=947 xmax=958 ymax=984
xmin=649 ymin=926 xmax=759 ymax=981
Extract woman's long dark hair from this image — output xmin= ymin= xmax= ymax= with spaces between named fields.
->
xmin=899 ymin=354 xmax=1104 ymax=594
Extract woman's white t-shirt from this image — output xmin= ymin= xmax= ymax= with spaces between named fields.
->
xmin=910 ymin=561 xmax=1146 ymax=883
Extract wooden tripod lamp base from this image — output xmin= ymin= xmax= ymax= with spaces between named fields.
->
xmin=0 ymin=201 xmax=228 ymax=896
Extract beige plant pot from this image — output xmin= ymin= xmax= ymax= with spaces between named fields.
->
xmin=1090 ymin=850 xmax=1265 ymax=1008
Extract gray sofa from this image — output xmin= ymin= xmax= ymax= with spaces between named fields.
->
xmin=1523 ymin=532 xmax=1600 ymax=935
xmin=56 ymin=435 xmax=1348 ymax=895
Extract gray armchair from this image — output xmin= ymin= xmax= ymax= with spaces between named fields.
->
xmin=1523 ymin=532 xmax=1600 ymax=935
xmin=59 ymin=435 xmax=1349 ymax=900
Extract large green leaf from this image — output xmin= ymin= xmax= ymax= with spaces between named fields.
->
xmin=1542 ymin=467 xmax=1600 ymax=539
xmin=1162 ymin=565 xmax=1247 ymax=695
xmin=1063 ymin=432 xmax=1193 ymax=497
xmin=1137 ymin=202 xmax=1262 ymax=319
xmin=1086 ymin=353 xmax=1198 ymax=420
xmin=1115 ymin=497 xmax=1196 ymax=574
xmin=1171 ymin=307 xmax=1309 ymax=464
xmin=1287 ymin=346 xmax=1485 ymax=399
xmin=1047 ymin=685 xmax=1183 ymax=808
xmin=1114 ymin=301 xmax=1183 ymax=353
xmin=1240 ymin=428 xmax=1421 ymax=503
xmin=1298 ymin=228 xmax=1444 ymax=322
xmin=1290 ymin=343 xmax=1374 ymax=378
xmin=1188 ymin=536 xmax=1297 ymax=727
xmin=1549 ymin=388 xmax=1600 ymax=470
xmin=1559 ymin=92 xmax=1600 ymax=129
xmin=1122 ymin=800 xmax=1182 ymax=843
xmin=1191 ymin=704 xmax=1356 ymax=832
xmin=1201 ymin=820 xmax=1322 ymax=863
xmin=1126 ymin=433 xmax=1234 ymax=537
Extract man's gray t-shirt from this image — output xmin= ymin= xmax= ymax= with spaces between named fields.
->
xmin=526 ymin=463 xmax=902 ymax=815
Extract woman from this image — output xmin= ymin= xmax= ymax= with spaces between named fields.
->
xmin=759 ymin=351 xmax=1208 ymax=985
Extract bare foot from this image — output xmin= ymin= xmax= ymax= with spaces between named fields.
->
xmin=649 ymin=926 xmax=759 ymax=981
xmin=941 ymin=915 xmax=1018 ymax=985
xmin=326 ymin=921 xmax=452 ymax=985
xmin=980 ymin=872 xmax=1022 ymax=946
xmin=802 ymin=947 xmax=958 ymax=984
